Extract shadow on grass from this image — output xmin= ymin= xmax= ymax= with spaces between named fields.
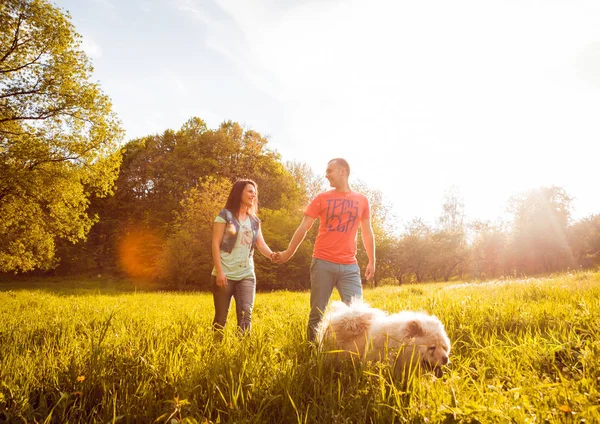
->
xmin=0 ymin=275 xmax=180 ymax=296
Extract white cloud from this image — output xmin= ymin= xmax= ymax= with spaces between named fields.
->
xmin=176 ymin=0 xmax=281 ymax=99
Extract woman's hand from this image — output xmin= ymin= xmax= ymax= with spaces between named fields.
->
xmin=216 ymin=270 xmax=227 ymax=287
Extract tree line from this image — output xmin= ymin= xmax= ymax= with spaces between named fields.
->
xmin=374 ymin=187 xmax=600 ymax=285
xmin=2 ymin=0 xmax=599 ymax=289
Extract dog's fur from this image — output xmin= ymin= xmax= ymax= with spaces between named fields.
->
xmin=316 ymin=300 xmax=451 ymax=378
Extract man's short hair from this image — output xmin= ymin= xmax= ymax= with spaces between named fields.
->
xmin=328 ymin=158 xmax=350 ymax=175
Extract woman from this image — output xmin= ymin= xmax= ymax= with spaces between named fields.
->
xmin=211 ymin=179 xmax=274 ymax=336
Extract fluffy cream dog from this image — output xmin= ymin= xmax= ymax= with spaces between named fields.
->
xmin=316 ymin=299 xmax=451 ymax=378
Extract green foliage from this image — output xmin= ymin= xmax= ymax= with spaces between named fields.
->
xmin=439 ymin=185 xmax=466 ymax=232
xmin=568 ymin=214 xmax=600 ymax=268
xmin=507 ymin=186 xmax=574 ymax=273
xmin=397 ymin=218 xmax=435 ymax=283
xmin=352 ymin=180 xmax=397 ymax=285
xmin=385 ymin=186 xmax=596 ymax=284
xmin=0 ymin=0 xmax=123 ymax=272
xmin=470 ymin=220 xmax=509 ymax=279
xmin=115 ymin=119 xmax=301 ymax=227
xmin=429 ymin=229 xmax=469 ymax=281
xmin=258 ymin=207 xmax=314 ymax=290
xmin=284 ymin=160 xmax=325 ymax=207
xmin=160 ymin=176 xmax=231 ymax=289
xmin=60 ymin=118 xmax=303 ymax=277
xmin=1 ymin=271 xmax=600 ymax=422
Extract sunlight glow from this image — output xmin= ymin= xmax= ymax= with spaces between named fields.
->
xmin=118 ymin=227 xmax=163 ymax=279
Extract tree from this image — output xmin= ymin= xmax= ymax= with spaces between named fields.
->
xmin=399 ymin=219 xmax=435 ymax=282
xmin=387 ymin=236 xmax=410 ymax=284
xmin=285 ymin=160 xmax=325 ymax=206
xmin=352 ymin=180 xmax=396 ymax=285
xmin=439 ymin=185 xmax=465 ymax=232
xmin=110 ymin=119 xmax=301 ymax=229
xmin=433 ymin=186 xmax=468 ymax=281
xmin=470 ymin=220 xmax=508 ymax=278
xmin=430 ymin=229 xmax=469 ymax=282
xmin=568 ymin=214 xmax=600 ymax=269
xmin=0 ymin=0 xmax=123 ymax=272
xmin=58 ymin=118 xmax=305 ymax=277
xmin=507 ymin=186 xmax=573 ymax=273
xmin=159 ymin=176 xmax=230 ymax=288
xmin=258 ymin=207 xmax=313 ymax=290
xmin=160 ymin=176 xmax=312 ymax=290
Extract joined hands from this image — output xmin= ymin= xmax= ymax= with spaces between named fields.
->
xmin=270 ymin=250 xmax=292 ymax=264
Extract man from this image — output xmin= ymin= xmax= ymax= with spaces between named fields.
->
xmin=274 ymin=158 xmax=376 ymax=341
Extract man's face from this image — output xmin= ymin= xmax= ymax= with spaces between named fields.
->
xmin=325 ymin=162 xmax=343 ymax=187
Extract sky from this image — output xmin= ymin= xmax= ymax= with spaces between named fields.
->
xmin=54 ymin=0 xmax=600 ymax=228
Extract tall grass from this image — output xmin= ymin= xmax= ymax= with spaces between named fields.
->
xmin=1 ymin=271 xmax=599 ymax=422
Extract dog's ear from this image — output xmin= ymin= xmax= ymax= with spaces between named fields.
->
xmin=405 ymin=320 xmax=424 ymax=338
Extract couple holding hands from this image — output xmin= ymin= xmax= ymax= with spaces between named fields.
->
xmin=211 ymin=158 xmax=376 ymax=341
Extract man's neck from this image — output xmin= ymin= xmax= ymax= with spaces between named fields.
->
xmin=333 ymin=182 xmax=351 ymax=192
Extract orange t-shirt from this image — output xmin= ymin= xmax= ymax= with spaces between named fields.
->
xmin=305 ymin=190 xmax=371 ymax=264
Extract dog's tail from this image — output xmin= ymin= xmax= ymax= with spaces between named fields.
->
xmin=329 ymin=300 xmax=380 ymax=334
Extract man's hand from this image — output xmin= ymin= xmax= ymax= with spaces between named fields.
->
xmin=365 ymin=261 xmax=375 ymax=281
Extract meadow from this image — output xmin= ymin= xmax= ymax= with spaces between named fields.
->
xmin=1 ymin=271 xmax=599 ymax=423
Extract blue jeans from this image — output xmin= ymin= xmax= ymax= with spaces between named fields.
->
xmin=212 ymin=275 xmax=256 ymax=337
xmin=307 ymin=258 xmax=362 ymax=341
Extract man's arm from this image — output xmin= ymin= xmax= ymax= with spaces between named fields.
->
xmin=274 ymin=215 xmax=316 ymax=263
xmin=361 ymin=216 xmax=376 ymax=280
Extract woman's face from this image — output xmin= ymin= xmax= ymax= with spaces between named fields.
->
xmin=240 ymin=183 xmax=257 ymax=209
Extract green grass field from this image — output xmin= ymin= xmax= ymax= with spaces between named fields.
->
xmin=1 ymin=271 xmax=599 ymax=423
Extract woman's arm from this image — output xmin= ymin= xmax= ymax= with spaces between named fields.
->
xmin=255 ymin=227 xmax=275 ymax=259
xmin=212 ymin=222 xmax=227 ymax=287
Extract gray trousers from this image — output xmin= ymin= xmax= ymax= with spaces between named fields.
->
xmin=211 ymin=275 xmax=256 ymax=336
xmin=307 ymin=258 xmax=363 ymax=341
